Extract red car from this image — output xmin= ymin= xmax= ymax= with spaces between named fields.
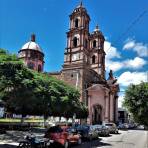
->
xmin=44 ymin=125 xmax=82 ymax=148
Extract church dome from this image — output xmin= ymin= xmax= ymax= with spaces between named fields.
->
xmin=21 ymin=41 xmax=42 ymax=52
xmin=21 ymin=34 xmax=43 ymax=52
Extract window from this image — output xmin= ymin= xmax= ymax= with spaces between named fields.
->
xmin=27 ymin=62 xmax=34 ymax=70
xmin=93 ymin=40 xmax=96 ymax=48
xmin=75 ymin=18 xmax=79 ymax=28
xmin=38 ymin=65 xmax=42 ymax=72
xmin=73 ymin=37 xmax=77 ymax=47
xmin=71 ymin=74 xmax=73 ymax=77
xmin=92 ymin=55 xmax=96 ymax=64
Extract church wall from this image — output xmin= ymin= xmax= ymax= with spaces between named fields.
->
xmin=88 ymin=87 xmax=106 ymax=124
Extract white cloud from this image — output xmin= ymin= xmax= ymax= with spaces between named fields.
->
xmin=104 ymin=41 xmax=120 ymax=59
xmin=106 ymin=60 xmax=123 ymax=72
xmin=118 ymin=71 xmax=147 ymax=87
xmin=105 ymin=56 xmax=146 ymax=72
xmin=123 ymin=39 xmax=135 ymax=50
xmin=123 ymin=39 xmax=148 ymax=57
xmin=123 ymin=57 xmax=146 ymax=69
xmin=134 ymin=43 xmax=148 ymax=57
xmin=104 ymin=40 xmax=147 ymax=72
xmin=104 ymin=41 xmax=122 ymax=72
xmin=118 ymin=93 xmax=124 ymax=108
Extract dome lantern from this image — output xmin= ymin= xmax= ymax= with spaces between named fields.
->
xmin=31 ymin=34 xmax=36 ymax=42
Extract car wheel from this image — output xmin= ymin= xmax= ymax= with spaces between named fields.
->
xmin=78 ymin=138 xmax=82 ymax=145
xmin=18 ymin=142 xmax=31 ymax=148
xmin=64 ymin=141 xmax=69 ymax=148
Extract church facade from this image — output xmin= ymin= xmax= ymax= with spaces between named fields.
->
xmin=18 ymin=3 xmax=119 ymax=124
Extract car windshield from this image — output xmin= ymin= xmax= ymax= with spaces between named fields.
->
xmin=77 ymin=125 xmax=89 ymax=130
xmin=48 ymin=126 xmax=63 ymax=133
xmin=67 ymin=128 xmax=76 ymax=133
xmin=105 ymin=124 xmax=113 ymax=126
xmin=95 ymin=125 xmax=102 ymax=128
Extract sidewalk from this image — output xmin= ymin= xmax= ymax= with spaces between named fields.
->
xmin=0 ymin=128 xmax=45 ymax=147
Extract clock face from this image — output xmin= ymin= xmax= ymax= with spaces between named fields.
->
xmin=72 ymin=53 xmax=79 ymax=61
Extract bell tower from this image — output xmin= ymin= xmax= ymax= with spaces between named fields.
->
xmin=61 ymin=2 xmax=105 ymax=104
xmin=89 ymin=25 xmax=105 ymax=79
xmin=62 ymin=2 xmax=91 ymax=102
xmin=63 ymin=2 xmax=90 ymax=66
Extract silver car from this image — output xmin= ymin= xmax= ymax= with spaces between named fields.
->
xmin=103 ymin=123 xmax=118 ymax=134
xmin=76 ymin=125 xmax=99 ymax=140
xmin=94 ymin=125 xmax=109 ymax=136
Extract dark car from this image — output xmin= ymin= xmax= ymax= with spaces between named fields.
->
xmin=75 ymin=125 xmax=98 ymax=140
xmin=18 ymin=134 xmax=51 ymax=148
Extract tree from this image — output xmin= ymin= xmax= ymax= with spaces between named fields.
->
xmin=0 ymin=48 xmax=88 ymax=120
xmin=123 ymin=82 xmax=148 ymax=126
xmin=0 ymin=48 xmax=20 ymax=63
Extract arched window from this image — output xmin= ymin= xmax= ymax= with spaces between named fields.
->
xmin=27 ymin=62 xmax=34 ymax=70
xmin=92 ymin=55 xmax=96 ymax=64
xmin=38 ymin=65 xmax=42 ymax=72
xmin=75 ymin=18 xmax=79 ymax=28
xmin=93 ymin=40 xmax=97 ymax=48
xmin=73 ymin=37 xmax=77 ymax=47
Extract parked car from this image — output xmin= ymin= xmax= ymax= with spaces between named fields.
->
xmin=44 ymin=125 xmax=81 ymax=148
xmin=118 ymin=123 xmax=126 ymax=129
xmin=118 ymin=123 xmax=135 ymax=130
xmin=0 ymin=129 xmax=6 ymax=134
xmin=18 ymin=134 xmax=51 ymax=148
xmin=76 ymin=125 xmax=99 ymax=140
xmin=94 ymin=125 xmax=109 ymax=136
xmin=103 ymin=123 xmax=118 ymax=134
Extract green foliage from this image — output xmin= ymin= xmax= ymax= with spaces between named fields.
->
xmin=123 ymin=82 xmax=148 ymax=126
xmin=0 ymin=49 xmax=88 ymax=119
xmin=0 ymin=48 xmax=20 ymax=63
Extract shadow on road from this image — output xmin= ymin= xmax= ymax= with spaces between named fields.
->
xmin=72 ymin=139 xmax=112 ymax=148
xmin=0 ymin=144 xmax=16 ymax=148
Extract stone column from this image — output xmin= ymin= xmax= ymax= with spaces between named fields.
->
xmin=110 ymin=93 xmax=114 ymax=122
xmin=115 ymin=96 xmax=118 ymax=122
xmin=87 ymin=95 xmax=92 ymax=124
xmin=105 ymin=93 xmax=109 ymax=122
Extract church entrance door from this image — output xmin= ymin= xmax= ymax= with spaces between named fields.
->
xmin=92 ymin=105 xmax=102 ymax=124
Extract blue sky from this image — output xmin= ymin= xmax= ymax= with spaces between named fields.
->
xmin=0 ymin=0 xmax=148 ymax=107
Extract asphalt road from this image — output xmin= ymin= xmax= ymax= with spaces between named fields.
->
xmin=0 ymin=129 xmax=147 ymax=148
xmin=73 ymin=130 xmax=148 ymax=148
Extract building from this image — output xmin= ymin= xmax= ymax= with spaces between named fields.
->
xmin=118 ymin=108 xmax=129 ymax=123
xmin=19 ymin=2 xmax=119 ymax=124
xmin=18 ymin=34 xmax=44 ymax=72
xmin=50 ymin=3 xmax=119 ymax=124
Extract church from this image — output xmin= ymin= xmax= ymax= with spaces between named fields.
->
xmin=18 ymin=3 xmax=119 ymax=124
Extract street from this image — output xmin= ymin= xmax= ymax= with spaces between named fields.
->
xmin=0 ymin=129 xmax=147 ymax=148
xmin=73 ymin=130 xmax=148 ymax=148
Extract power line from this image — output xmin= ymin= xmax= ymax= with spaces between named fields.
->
xmin=105 ymin=9 xmax=147 ymax=52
